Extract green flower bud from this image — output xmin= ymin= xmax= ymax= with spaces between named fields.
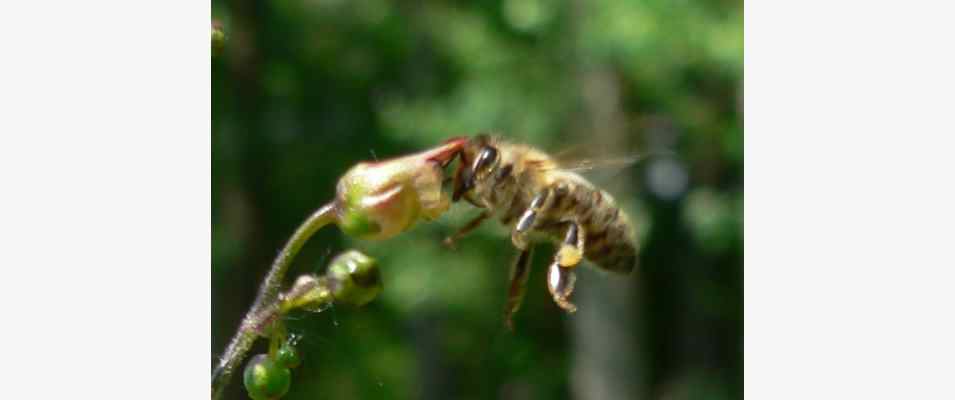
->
xmin=275 ymin=342 xmax=301 ymax=369
xmin=326 ymin=250 xmax=382 ymax=306
xmin=279 ymin=275 xmax=333 ymax=313
xmin=211 ymin=22 xmax=225 ymax=55
xmin=243 ymin=354 xmax=291 ymax=400
xmin=334 ymin=138 xmax=466 ymax=240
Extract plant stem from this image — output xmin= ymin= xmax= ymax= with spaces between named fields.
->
xmin=212 ymin=203 xmax=338 ymax=400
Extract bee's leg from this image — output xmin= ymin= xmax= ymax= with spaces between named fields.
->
xmin=547 ymin=221 xmax=585 ymax=313
xmin=511 ymin=188 xmax=551 ymax=250
xmin=504 ymin=245 xmax=535 ymax=331
xmin=557 ymin=220 xmax=586 ymax=268
xmin=443 ymin=211 xmax=491 ymax=249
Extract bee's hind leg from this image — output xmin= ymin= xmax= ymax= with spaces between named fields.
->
xmin=547 ymin=221 xmax=585 ymax=313
xmin=556 ymin=220 xmax=585 ymax=268
xmin=504 ymin=246 xmax=535 ymax=331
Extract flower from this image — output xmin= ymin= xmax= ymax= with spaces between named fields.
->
xmin=334 ymin=138 xmax=466 ymax=240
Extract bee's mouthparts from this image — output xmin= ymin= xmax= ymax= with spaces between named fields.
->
xmin=453 ymin=170 xmax=474 ymax=201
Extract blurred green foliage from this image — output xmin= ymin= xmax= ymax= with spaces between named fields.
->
xmin=213 ymin=0 xmax=741 ymax=399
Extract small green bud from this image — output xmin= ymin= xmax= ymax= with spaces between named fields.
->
xmin=243 ymin=354 xmax=291 ymax=400
xmin=279 ymin=275 xmax=333 ymax=313
xmin=326 ymin=250 xmax=382 ymax=306
xmin=333 ymin=138 xmax=466 ymax=240
xmin=211 ymin=22 xmax=225 ymax=55
xmin=275 ymin=342 xmax=301 ymax=369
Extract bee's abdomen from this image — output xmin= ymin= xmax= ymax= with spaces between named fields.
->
xmin=583 ymin=197 xmax=637 ymax=274
xmin=586 ymin=225 xmax=637 ymax=274
xmin=550 ymin=183 xmax=637 ymax=274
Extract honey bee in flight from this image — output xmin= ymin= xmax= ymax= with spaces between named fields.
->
xmin=442 ymin=134 xmax=638 ymax=329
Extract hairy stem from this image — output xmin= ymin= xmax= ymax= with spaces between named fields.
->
xmin=212 ymin=203 xmax=337 ymax=400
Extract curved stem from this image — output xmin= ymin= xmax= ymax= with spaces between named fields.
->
xmin=212 ymin=203 xmax=338 ymax=399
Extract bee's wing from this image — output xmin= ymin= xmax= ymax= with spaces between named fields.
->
xmin=555 ymin=155 xmax=645 ymax=173
xmin=544 ymin=146 xmax=673 ymax=194
xmin=528 ymin=154 xmax=643 ymax=197
xmin=547 ymin=142 xmax=666 ymax=173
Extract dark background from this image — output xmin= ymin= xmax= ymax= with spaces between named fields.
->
xmin=212 ymin=0 xmax=741 ymax=398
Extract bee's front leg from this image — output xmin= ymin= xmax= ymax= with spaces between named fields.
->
xmin=504 ymin=246 xmax=535 ymax=331
xmin=443 ymin=211 xmax=491 ymax=249
xmin=547 ymin=221 xmax=585 ymax=313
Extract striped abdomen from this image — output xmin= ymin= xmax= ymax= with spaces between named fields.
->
xmin=579 ymin=189 xmax=637 ymax=274
xmin=506 ymin=176 xmax=637 ymax=274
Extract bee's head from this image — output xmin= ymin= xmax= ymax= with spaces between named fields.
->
xmin=452 ymin=134 xmax=501 ymax=203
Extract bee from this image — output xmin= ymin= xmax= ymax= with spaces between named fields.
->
xmin=443 ymin=134 xmax=638 ymax=329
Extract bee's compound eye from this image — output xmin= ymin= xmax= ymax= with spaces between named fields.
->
xmin=474 ymin=146 xmax=498 ymax=173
